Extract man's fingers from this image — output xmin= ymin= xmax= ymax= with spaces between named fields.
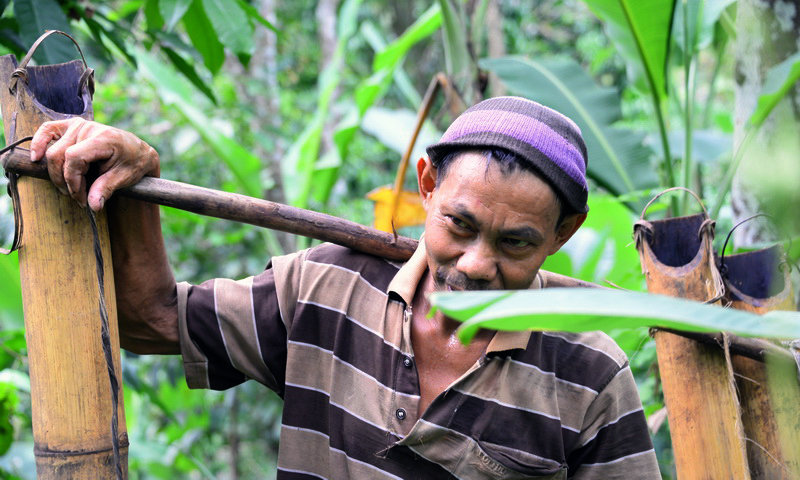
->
xmin=63 ymin=151 xmax=91 ymax=207
xmin=87 ymin=172 xmax=127 ymax=212
xmin=29 ymin=119 xmax=74 ymax=161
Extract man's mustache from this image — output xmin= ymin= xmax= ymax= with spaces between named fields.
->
xmin=435 ymin=267 xmax=491 ymax=291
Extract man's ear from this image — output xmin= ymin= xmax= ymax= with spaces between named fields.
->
xmin=549 ymin=213 xmax=587 ymax=255
xmin=416 ymin=156 xmax=437 ymax=207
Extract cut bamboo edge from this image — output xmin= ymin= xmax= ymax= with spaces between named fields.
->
xmin=2 ymin=147 xmax=794 ymax=366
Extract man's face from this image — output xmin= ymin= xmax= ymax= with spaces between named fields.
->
xmin=419 ymin=152 xmax=579 ymax=293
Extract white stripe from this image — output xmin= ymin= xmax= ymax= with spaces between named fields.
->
xmin=305 ymin=260 xmax=387 ymax=296
xmin=277 ymin=467 xmax=326 ymax=479
xmin=280 ymin=427 xmax=404 ymax=480
xmin=248 ymin=279 xmax=268 ymax=371
xmin=297 ymin=300 xmax=406 ymax=352
xmin=579 ymin=406 xmax=644 ymax=447
xmin=580 ymin=448 xmax=655 ymax=467
xmin=287 ymin=341 xmax=419 ymax=401
xmin=542 ymin=332 xmax=624 ymax=367
xmin=213 ymin=280 xmax=238 ymax=370
xmin=282 ymin=425 xmax=330 ymax=440
xmin=508 ymin=358 xmax=599 ymax=395
xmin=329 ymin=446 xmax=404 ymax=480
xmin=451 ymin=387 xmax=580 ymax=433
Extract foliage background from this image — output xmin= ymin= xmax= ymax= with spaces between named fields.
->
xmin=0 ymin=0 xmax=797 ymax=478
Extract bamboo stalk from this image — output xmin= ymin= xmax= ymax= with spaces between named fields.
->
xmin=0 ymin=55 xmax=127 ymax=478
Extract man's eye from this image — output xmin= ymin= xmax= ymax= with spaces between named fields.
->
xmin=448 ymin=216 xmax=470 ymax=230
xmin=503 ymin=238 xmax=531 ymax=249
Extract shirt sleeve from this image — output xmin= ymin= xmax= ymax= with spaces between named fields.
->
xmin=177 ymin=250 xmax=307 ymax=394
xmin=567 ymin=363 xmax=661 ymax=479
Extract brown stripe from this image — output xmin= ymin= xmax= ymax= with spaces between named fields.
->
xmin=299 ymin=260 xmax=409 ymax=351
xmin=270 ymin=248 xmax=313 ymax=331
xmin=286 ymin=342 xmax=419 ymax=437
xmin=214 ymin=277 xmax=276 ymax=388
xmin=279 ymin=427 xmax=403 ymax=479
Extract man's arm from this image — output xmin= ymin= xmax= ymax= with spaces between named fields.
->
xmin=31 ymin=118 xmax=180 ymax=354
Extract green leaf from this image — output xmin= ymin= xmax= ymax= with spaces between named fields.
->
xmin=749 ymin=52 xmax=800 ymax=128
xmin=314 ymin=4 xmax=441 ymax=205
xmin=429 ymin=288 xmax=800 ymax=345
xmin=481 ymin=56 xmax=657 ymax=197
xmin=183 ymin=0 xmax=224 ymax=74
xmin=160 ymin=0 xmax=192 ymax=31
xmin=0 ymin=254 xmax=23 ymax=329
xmin=581 ymin=0 xmax=676 ymax=98
xmin=137 ymin=49 xmax=266 ymax=197
xmin=161 ymin=46 xmax=216 ymax=104
xmin=437 ymin=0 xmax=475 ymax=100
xmin=673 ymin=0 xmax=734 ymax=54
xmin=201 ymin=0 xmax=253 ymax=56
xmin=13 ymin=0 xmax=75 ymax=65
xmin=233 ymin=0 xmax=279 ymax=34
xmin=84 ymin=13 xmax=138 ymax=67
xmin=144 ymin=0 xmax=165 ymax=31
xmin=373 ymin=5 xmax=442 ymax=71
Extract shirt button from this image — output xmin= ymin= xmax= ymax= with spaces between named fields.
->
xmin=395 ymin=408 xmax=407 ymax=420
xmin=402 ymin=357 xmax=413 ymax=368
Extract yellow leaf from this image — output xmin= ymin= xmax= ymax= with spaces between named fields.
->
xmin=367 ymin=185 xmax=427 ymax=232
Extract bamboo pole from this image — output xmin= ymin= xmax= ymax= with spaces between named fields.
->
xmin=723 ymin=248 xmax=800 ymax=478
xmin=636 ymin=213 xmax=751 ymax=479
xmin=0 ymin=53 xmax=127 ymax=478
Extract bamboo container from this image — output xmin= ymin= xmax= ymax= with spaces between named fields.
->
xmin=721 ymin=245 xmax=800 ymax=479
xmin=635 ymin=195 xmax=750 ymax=479
xmin=0 ymin=34 xmax=127 ymax=478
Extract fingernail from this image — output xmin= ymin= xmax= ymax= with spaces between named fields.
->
xmin=58 ymin=186 xmax=69 ymax=196
xmin=97 ymin=196 xmax=105 ymax=211
xmin=30 ymin=148 xmax=37 ymax=161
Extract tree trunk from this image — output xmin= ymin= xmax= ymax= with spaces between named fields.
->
xmin=732 ymin=0 xmax=800 ymax=246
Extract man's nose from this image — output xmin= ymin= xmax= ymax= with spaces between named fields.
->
xmin=455 ymin=241 xmax=497 ymax=282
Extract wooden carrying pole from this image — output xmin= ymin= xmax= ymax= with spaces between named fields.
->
xmin=0 ymin=34 xmax=127 ymax=478
xmin=635 ymin=207 xmax=751 ymax=479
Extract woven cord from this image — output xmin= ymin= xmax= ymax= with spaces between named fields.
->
xmin=86 ymin=207 xmax=123 ymax=480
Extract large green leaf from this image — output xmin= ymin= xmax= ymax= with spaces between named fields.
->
xmin=201 ymin=0 xmax=253 ymax=56
xmin=581 ymin=0 xmax=676 ymax=99
xmin=183 ymin=0 xmax=225 ymax=74
xmin=429 ymin=288 xmax=800 ymax=344
xmin=13 ymin=0 xmax=74 ymax=65
xmin=481 ymin=56 xmax=657 ymax=196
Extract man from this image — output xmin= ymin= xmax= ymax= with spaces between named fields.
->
xmin=30 ymin=96 xmax=660 ymax=478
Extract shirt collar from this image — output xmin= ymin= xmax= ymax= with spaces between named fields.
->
xmin=386 ymin=237 xmax=543 ymax=353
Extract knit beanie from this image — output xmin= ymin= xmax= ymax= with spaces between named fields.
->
xmin=426 ymin=96 xmax=589 ymax=213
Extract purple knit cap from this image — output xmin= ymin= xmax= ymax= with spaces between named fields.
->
xmin=426 ymin=96 xmax=589 ymax=213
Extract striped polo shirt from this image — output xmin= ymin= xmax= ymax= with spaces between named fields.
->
xmin=177 ymin=242 xmax=660 ymax=479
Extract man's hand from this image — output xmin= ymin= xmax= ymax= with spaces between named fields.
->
xmin=30 ymin=118 xmax=159 ymax=211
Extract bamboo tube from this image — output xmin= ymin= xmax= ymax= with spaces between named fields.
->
xmin=636 ymin=213 xmax=751 ymax=479
xmin=0 ymin=53 xmax=127 ymax=478
xmin=722 ymin=247 xmax=800 ymax=479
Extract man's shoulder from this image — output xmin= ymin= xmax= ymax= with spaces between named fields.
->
xmin=280 ymin=243 xmax=402 ymax=292
xmin=521 ymin=330 xmax=629 ymax=394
